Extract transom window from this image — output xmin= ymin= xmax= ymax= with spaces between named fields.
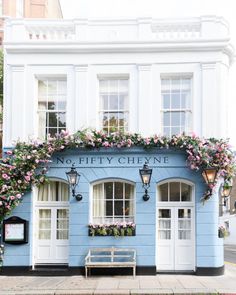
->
xmin=92 ymin=181 xmax=134 ymax=223
xmin=38 ymin=79 xmax=67 ymax=140
xmin=158 ymin=181 xmax=192 ymax=202
xmin=38 ymin=180 xmax=69 ymax=202
xmin=161 ymin=77 xmax=192 ymax=137
xmin=99 ymin=78 xmax=129 ymax=133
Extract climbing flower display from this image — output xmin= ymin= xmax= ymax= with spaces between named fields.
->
xmin=0 ymin=129 xmax=236 ymax=223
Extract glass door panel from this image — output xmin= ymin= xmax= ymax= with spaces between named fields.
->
xmin=158 ymin=209 xmax=171 ymax=240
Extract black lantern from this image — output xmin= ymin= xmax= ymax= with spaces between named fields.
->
xmin=139 ymin=163 xmax=152 ymax=201
xmin=66 ymin=164 xmax=82 ymax=201
xmin=202 ymin=167 xmax=218 ymax=186
xmin=220 ymin=182 xmax=233 ymax=206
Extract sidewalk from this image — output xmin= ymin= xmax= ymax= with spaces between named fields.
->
xmin=0 ymin=263 xmax=236 ymax=295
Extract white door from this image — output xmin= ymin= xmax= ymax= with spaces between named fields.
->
xmin=35 ymin=207 xmax=69 ymax=264
xmin=156 ymin=207 xmax=194 ymax=271
xmin=34 ymin=180 xmax=69 ymax=265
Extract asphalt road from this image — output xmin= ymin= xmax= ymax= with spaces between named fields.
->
xmin=224 ymin=244 xmax=236 ymax=264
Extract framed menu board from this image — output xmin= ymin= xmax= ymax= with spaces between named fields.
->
xmin=3 ymin=216 xmax=28 ymax=244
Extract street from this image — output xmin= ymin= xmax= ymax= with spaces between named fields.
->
xmin=225 ymin=244 xmax=236 ymax=264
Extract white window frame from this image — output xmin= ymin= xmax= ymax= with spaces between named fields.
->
xmin=161 ymin=75 xmax=192 ymax=137
xmin=90 ymin=179 xmax=135 ymax=224
xmin=98 ymin=76 xmax=129 ymax=134
xmin=157 ymin=179 xmax=195 ymax=205
xmin=37 ymin=78 xmax=67 ymax=140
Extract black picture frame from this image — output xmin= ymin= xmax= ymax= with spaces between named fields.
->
xmin=3 ymin=216 xmax=28 ymax=244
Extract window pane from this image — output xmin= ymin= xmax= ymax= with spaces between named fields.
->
xmin=110 ymin=95 xmax=119 ymax=110
xmin=162 ymin=93 xmax=170 ymax=109
xmin=49 ymin=113 xmax=57 ymax=127
xmin=171 ymin=112 xmax=181 ymax=126
xmin=163 ymin=127 xmax=170 ymax=137
xmin=170 ymin=182 xmax=180 ymax=201
xmin=114 ymin=201 xmax=123 ymax=216
xmin=125 ymin=200 xmax=131 ymax=216
xmin=170 ymin=127 xmax=180 ymax=136
xmin=47 ymin=80 xmax=57 ymax=94
xmin=101 ymin=95 xmax=109 ymax=109
xmin=48 ymin=100 xmax=57 ymax=110
xmin=105 ymin=182 xmax=113 ymax=200
xmin=38 ymin=80 xmax=47 ymax=96
xmin=58 ymin=113 xmax=66 ymax=127
xmin=105 ymin=201 xmax=113 ymax=216
xmin=171 ymin=93 xmax=181 ymax=109
xmin=119 ymin=79 xmax=128 ymax=92
xmin=163 ymin=112 xmax=170 ymax=126
xmin=158 ymin=209 xmax=171 ymax=218
xmin=181 ymin=183 xmax=192 ymax=201
xmin=159 ymin=183 xmax=168 ymax=201
xmin=171 ymin=78 xmax=180 ymax=90
xmin=161 ymin=79 xmax=170 ymax=91
xmin=115 ymin=182 xmax=123 ymax=199
xmin=125 ymin=183 xmax=133 ymax=199
xmin=178 ymin=209 xmax=191 ymax=218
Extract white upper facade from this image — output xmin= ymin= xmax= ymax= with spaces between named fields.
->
xmin=3 ymin=16 xmax=234 ymax=146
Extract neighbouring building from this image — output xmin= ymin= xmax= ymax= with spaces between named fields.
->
xmin=1 ymin=16 xmax=234 ymax=276
xmin=0 ymin=0 xmax=63 ymax=157
xmin=219 ymin=176 xmax=236 ymax=244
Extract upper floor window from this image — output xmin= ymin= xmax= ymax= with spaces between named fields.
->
xmin=158 ymin=181 xmax=193 ymax=202
xmin=99 ymin=78 xmax=129 ymax=134
xmin=38 ymin=79 xmax=67 ymax=140
xmin=92 ymin=180 xmax=134 ymax=224
xmin=161 ymin=77 xmax=192 ymax=137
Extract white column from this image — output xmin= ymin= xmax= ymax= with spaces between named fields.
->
xmin=10 ymin=65 xmax=25 ymax=143
xmin=74 ymin=65 xmax=88 ymax=131
xmin=201 ymin=63 xmax=220 ymax=138
xmin=137 ymin=64 xmax=152 ymax=136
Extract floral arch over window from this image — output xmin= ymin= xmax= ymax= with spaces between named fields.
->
xmin=0 ymin=129 xmax=236 ymax=224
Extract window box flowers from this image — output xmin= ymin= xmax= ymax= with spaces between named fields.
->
xmin=88 ymin=222 xmax=136 ymax=237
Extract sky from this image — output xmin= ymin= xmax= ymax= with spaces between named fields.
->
xmin=60 ymin=0 xmax=236 ymax=147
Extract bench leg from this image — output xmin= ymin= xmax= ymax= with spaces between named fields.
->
xmin=85 ymin=267 xmax=87 ymax=278
xmin=133 ymin=266 xmax=136 ymax=278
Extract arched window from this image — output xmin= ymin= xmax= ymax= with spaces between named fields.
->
xmin=158 ymin=180 xmax=193 ymax=202
xmin=37 ymin=180 xmax=69 ymax=202
xmin=92 ymin=180 xmax=135 ymax=223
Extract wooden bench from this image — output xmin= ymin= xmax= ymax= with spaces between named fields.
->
xmin=85 ymin=247 xmax=136 ymax=278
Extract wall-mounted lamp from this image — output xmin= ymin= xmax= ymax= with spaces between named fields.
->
xmin=202 ymin=167 xmax=218 ymax=197
xmin=139 ymin=163 xmax=152 ymax=201
xmin=220 ymin=182 xmax=233 ymax=207
xmin=66 ymin=164 xmax=83 ymax=201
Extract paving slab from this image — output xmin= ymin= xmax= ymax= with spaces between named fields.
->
xmin=55 ymin=291 xmax=93 ymax=295
xmin=94 ymin=290 xmax=130 ymax=295
xmin=130 ymin=289 xmax=173 ymax=294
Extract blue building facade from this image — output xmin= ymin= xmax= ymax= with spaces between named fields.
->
xmin=2 ymin=148 xmax=224 ymax=275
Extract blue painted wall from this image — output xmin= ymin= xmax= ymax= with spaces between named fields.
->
xmin=2 ymin=148 xmax=223 ymax=269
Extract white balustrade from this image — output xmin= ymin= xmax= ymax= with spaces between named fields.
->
xmin=4 ymin=16 xmax=229 ymax=43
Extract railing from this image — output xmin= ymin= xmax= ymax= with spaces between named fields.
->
xmin=4 ymin=16 xmax=229 ymax=43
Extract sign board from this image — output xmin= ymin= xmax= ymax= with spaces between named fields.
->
xmin=3 ymin=216 xmax=28 ymax=244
